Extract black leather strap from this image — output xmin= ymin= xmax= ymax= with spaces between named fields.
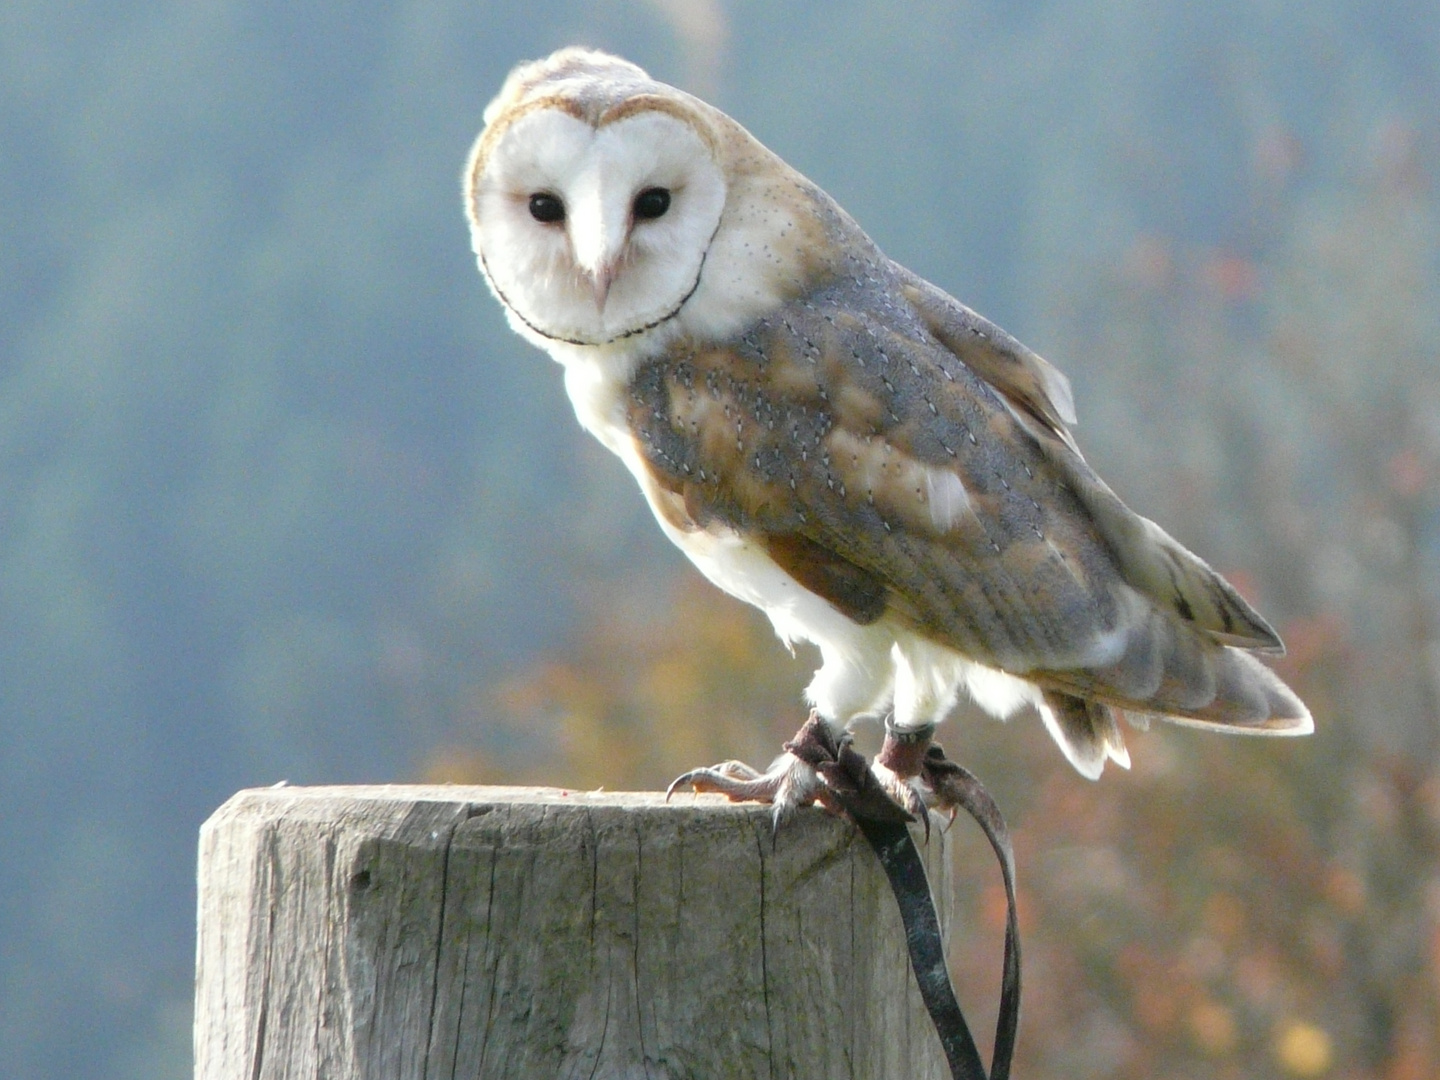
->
xmin=781 ymin=718 xmax=1022 ymax=1079
xmin=844 ymin=766 xmax=1021 ymax=1080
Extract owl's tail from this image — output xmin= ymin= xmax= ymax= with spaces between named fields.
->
xmin=1038 ymin=607 xmax=1312 ymax=779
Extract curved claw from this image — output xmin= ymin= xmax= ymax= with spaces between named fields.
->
xmin=664 ymin=770 xmax=701 ymax=802
xmin=666 ymin=759 xmax=765 ymax=801
xmin=665 ymin=765 xmax=790 ymax=804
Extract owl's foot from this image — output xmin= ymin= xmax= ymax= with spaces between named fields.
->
xmin=870 ymin=721 xmax=937 ymax=828
xmin=870 ymin=718 xmax=1005 ymax=838
xmin=917 ymin=742 xmax=1002 ymax=835
xmin=874 ymin=719 xmax=1020 ymax=841
xmin=666 ymin=711 xmax=914 ymax=827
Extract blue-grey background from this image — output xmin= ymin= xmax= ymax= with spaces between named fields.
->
xmin=4 ymin=2 xmax=1438 ymax=1076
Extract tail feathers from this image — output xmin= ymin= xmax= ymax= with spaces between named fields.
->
xmin=1039 ymin=692 xmax=1131 ymax=780
xmin=1041 ymin=614 xmax=1312 ymax=779
xmin=1090 ymin=605 xmax=1312 ymax=734
xmin=1158 ymin=647 xmax=1313 ymax=735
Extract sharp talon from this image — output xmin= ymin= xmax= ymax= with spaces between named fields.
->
xmin=665 ymin=745 xmax=825 ymax=817
xmin=919 ymin=740 xmax=993 ymax=829
xmin=665 ymin=771 xmax=703 ymax=801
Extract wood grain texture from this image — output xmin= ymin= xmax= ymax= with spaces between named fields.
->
xmin=195 ymin=785 xmax=956 ymax=1080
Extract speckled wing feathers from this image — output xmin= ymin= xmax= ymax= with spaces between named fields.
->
xmin=630 ymin=274 xmax=1127 ymax=670
xmin=628 ymin=266 xmax=1306 ymax=732
xmin=902 ymin=270 xmax=1285 ymax=656
xmin=899 ymin=272 xmax=1079 ymax=453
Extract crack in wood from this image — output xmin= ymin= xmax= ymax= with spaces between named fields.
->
xmin=753 ymin=820 xmax=776 ymax=1079
xmin=422 ymin=821 xmax=458 ymax=1080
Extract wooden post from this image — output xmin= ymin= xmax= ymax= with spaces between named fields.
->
xmin=195 ymin=785 xmax=955 ymax=1079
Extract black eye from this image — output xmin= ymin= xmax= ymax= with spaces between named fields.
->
xmin=528 ymin=192 xmax=565 ymax=223
xmin=633 ymin=187 xmax=671 ymax=220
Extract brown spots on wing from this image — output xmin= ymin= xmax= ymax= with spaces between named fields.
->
xmin=665 ymin=367 xmax=734 ymax=460
xmin=831 ymin=382 xmax=888 ymax=433
xmin=755 ymin=332 xmax=823 ymax=400
xmin=646 ymin=347 xmax=820 ymax=533
xmin=763 ymin=534 xmax=888 ymax=625
xmin=825 ymin=428 xmax=976 ymax=537
xmin=627 ymin=457 xmax=698 ymax=536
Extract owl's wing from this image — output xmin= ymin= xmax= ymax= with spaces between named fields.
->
xmin=897 ymin=270 xmax=1284 ymax=657
xmin=628 ymin=272 xmax=1303 ymax=731
xmin=897 ymin=270 xmax=1080 ymax=455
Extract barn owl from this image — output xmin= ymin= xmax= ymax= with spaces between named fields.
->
xmin=463 ymin=48 xmax=1311 ymax=819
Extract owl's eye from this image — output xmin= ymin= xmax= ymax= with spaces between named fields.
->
xmin=633 ymin=187 xmax=671 ymax=221
xmin=528 ymin=192 xmax=565 ymax=223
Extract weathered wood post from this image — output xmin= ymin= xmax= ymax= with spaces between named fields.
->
xmin=195 ymin=785 xmax=954 ymax=1079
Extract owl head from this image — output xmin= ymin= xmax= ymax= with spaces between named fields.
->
xmin=464 ymin=48 xmax=846 ymax=352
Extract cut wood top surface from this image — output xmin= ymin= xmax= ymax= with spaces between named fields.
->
xmin=212 ymin=783 xmax=785 ymax=810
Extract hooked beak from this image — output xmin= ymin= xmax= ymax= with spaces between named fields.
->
xmin=586 ymin=259 xmax=620 ymax=312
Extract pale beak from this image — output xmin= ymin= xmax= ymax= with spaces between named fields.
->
xmin=587 ymin=260 xmax=619 ymax=312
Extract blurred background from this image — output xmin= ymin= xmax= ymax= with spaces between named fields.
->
xmin=3 ymin=1 xmax=1438 ymax=1077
